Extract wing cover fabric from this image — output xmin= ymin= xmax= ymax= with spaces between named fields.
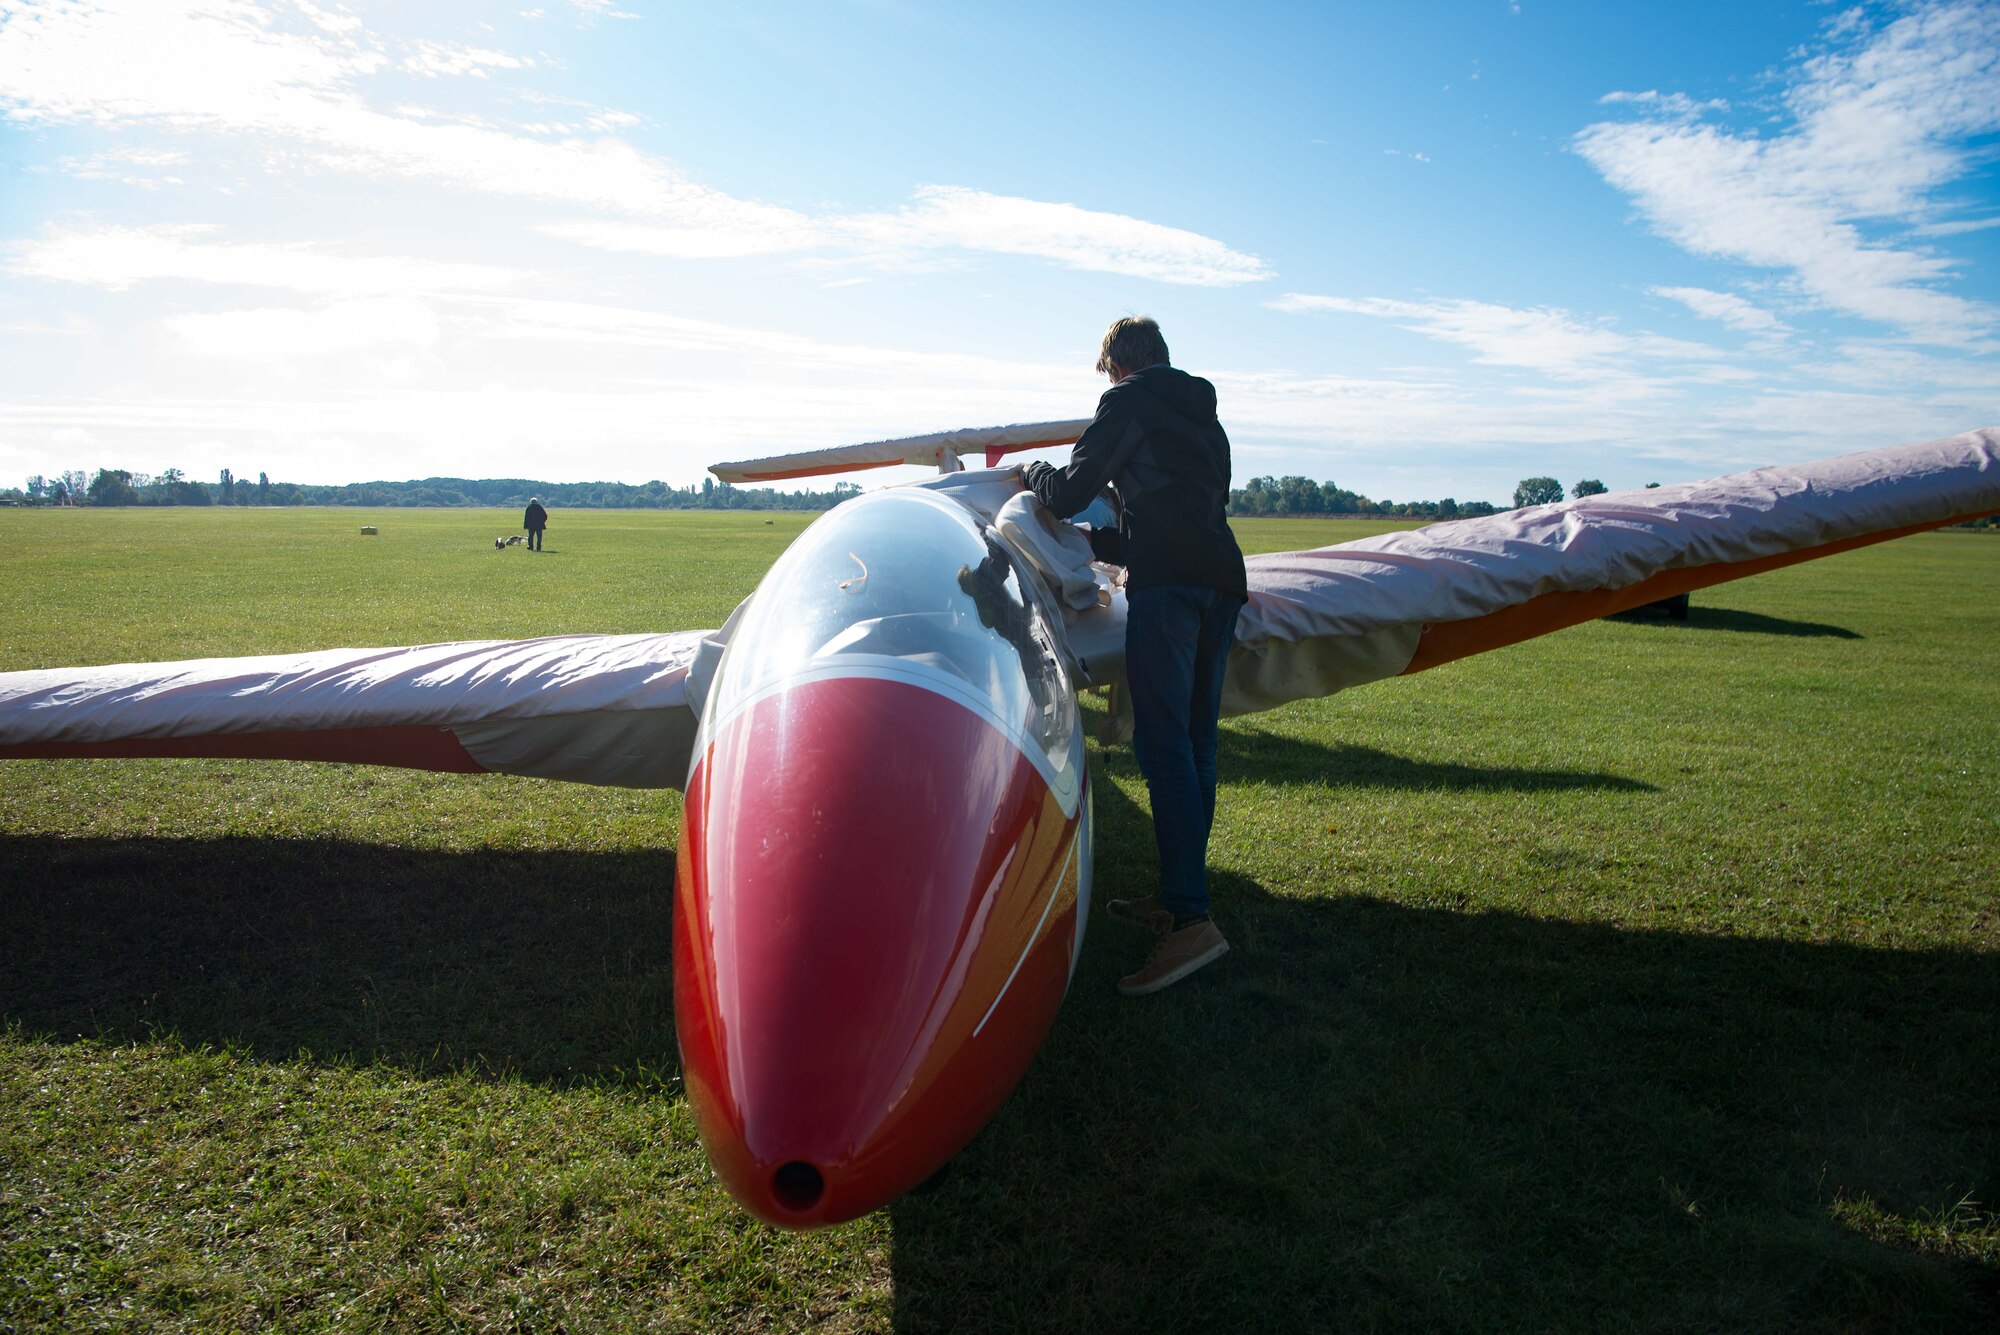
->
xmin=711 ymin=420 xmax=1092 ymax=483
xmin=1224 ymin=428 xmax=2000 ymax=714
xmin=0 ymin=631 xmax=708 ymax=789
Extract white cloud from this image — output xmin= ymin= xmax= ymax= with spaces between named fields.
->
xmin=535 ymin=218 xmax=815 ymax=260
xmin=1597 ymin=90 xmax=1729 ymax=117
xmin=1575 ymin=1 xmax=2000 ymax=346
xmin=1792 ymin=340 xmax=2000 ymax=392
xmin=0 ymin=0 xmax=387 ymax=127
xmin=1911 ymin=216 xmax=2000 ymax=237
xmin=292 ymin=1 xmax=360 ymax=35
xmin=1268 ymin=292 xmax=1724 ymax=378
xmin=403 ymin=41 xmax=529 ymax=79
xmin=1648 ymin=285 xmax=1788 ymax=332
xmin=542 ymin=186 xmax=1274 ymax=284
xmin=462 ymin=294 xmax=1088 ymax=388
xmin=9 ymin=225 xmax=522 ymax=295
xmin=53 ymin=146 xmax=190 ymax=188
xmin=837 ymin=187 xmax=1273 ymax=286
xmin=0 ymin=2 xmax=1261 ymax=286
xmin=166 ymin=296 xmax=441 ymax=361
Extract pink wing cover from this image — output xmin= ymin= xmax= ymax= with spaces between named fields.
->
xmin=0 ymin=631 xmax=708 ymax=789
xmin=1223 ymin=428 xmax=2000 ymax=712
xmin=4 ymin=428 xmax=1995 ymax=782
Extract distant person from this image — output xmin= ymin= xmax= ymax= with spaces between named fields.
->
xmin=1024 ymin=316 xmax=1247 ymax=997
xmin=523 ymin=497 xmax=548 ymax=551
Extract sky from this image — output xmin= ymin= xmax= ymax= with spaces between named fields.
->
xmin=1 ymin=0 xmax=1996 ymax=505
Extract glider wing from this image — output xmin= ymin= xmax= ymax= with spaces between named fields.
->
xmin=710 ymin=419 xmax=1091 ymax=483
xmin=0 ymin=631 xmax=710 ymax=789
xmin=1223 ymin=427 xmax=2000 ymax=714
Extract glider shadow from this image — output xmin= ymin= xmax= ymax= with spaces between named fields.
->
xmin=0 ymin=834 xmax=677 ymax=1089
xmin=1614 ymin=605 xmax=1864 ymax=639
xmin=887 ymin=776 xmax=1999 ymax=1331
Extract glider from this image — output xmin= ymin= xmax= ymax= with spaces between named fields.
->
xmin=4 ymin=425 xmax=1996 ymax=1228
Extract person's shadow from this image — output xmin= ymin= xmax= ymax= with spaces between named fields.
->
xmin=887 ymin=762 xmax=1999 ymax=1332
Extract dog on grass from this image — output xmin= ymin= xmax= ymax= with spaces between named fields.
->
xmin=494 ymin=534 xmax=525 ymax=550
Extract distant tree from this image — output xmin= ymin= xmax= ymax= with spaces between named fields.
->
xmin=25 ymin=474 xmax=46 ymax=500
xmin=59 ymin=470 xmax=88 ymax=504
xmin=219 ymin=467 xmax=234 ymax=504
xmin=1571 ymin=478 xmax=1608 ymax=499
xmin=88 ymin=468 xmax=138 ymax=506
xmin=131 ymin=468 xmax=210 ymax=506
xmin=1279 ymin=476 xmax=1323 ymax=514
xmin=256 ymin=470 xmax=270 ymax=503
xmin=49 ymin=480 xmax=69 ymax=506
xmin=1513 ymin=476 xmax=1564 ymax=507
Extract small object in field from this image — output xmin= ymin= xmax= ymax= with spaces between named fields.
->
xmin=359 ymin=526 xmax=378 ymax=535
xmin=494 ymin=535 xmax=525 ymax=549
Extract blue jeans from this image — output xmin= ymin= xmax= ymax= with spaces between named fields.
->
xmin=1125 ymin=584 xmax=1243 ymax=921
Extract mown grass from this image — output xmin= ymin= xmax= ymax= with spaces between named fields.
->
xmin=2 ymin=505 xmax=1995 ymax=1332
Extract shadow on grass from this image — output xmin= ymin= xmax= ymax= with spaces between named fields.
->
xmin=1616 ymin=606 xmax=1864 ymax=639
xmin=888 ymin=777 xmax=1999 ymax=1333
xmin=5 ymin=808 xmax=1994 ymax=1329
xmin=1210 ymin=728 xmax=1657 ymax=795
xmin=0 ymin=835 xmax=677 ymax=1088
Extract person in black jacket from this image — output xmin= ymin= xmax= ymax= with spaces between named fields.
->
xmin=1024 ymin=317 xmax=1246 ymax=996
xmin=523 ymin=497 xmax=548 ymax=551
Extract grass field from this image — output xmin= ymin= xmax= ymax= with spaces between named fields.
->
xmin=2 ymin=505 xmax=1995 ymax=1332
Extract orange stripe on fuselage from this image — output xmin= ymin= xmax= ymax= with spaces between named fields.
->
xmin=1403 ymin=510 xmax=1996 ymax=675
xmin=0 ymin=725 xmax=487 ymax=773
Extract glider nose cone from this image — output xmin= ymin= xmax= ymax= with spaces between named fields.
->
xmin=675 ymin=675 xmax=1081 ymax=1227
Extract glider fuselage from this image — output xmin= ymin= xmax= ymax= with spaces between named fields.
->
xmin=672 ymin=485 xmax=1091 ymax=1225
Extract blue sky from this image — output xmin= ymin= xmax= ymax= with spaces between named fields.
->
xmin=2 ymin=0 xmax=1995 ymax=504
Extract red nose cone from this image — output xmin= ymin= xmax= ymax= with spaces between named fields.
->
xmin=675 ymin=675 xmax=1081 ymax=1226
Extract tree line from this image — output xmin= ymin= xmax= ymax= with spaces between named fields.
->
xmin=12 ymin=466 xmax=1996 ymax=529
xmin=10 ymin=469 xmax=863 ymax=511
xmin=1229 ymin=475 xmax=1501 ymax=519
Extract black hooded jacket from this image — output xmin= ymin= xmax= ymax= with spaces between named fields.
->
xmin=1025 ymin=364 xmax=1247 ymax=599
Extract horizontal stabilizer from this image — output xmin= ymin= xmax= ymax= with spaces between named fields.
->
xmin=711 ymin=419 xmax=1091 ymax=483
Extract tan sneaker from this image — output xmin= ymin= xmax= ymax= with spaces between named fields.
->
xmin=1117 ymin=918 xmax=1228 ymax=996
xmin=1105 ymin=893 xmax=1172 ymax=933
